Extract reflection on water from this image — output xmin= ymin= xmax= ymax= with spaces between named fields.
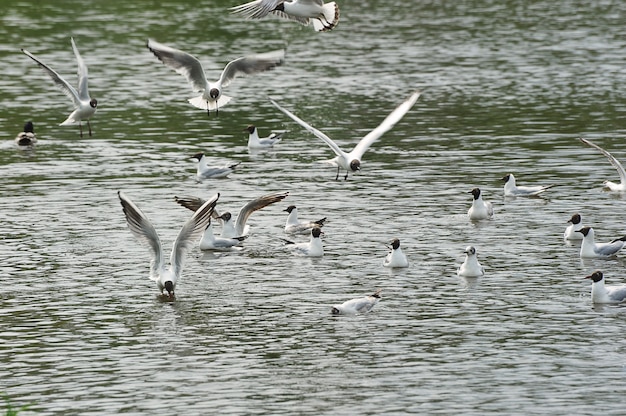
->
xmin=1 ymin=0 xmax=626 ymax=414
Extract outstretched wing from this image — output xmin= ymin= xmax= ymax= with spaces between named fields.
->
xmin=219 ymin=49 xmax=285 ymax=88
xmin=580 ymin=137 xmax=626 ymax=185
xmin=70 ymin=37 xmax=90 ymax=101
xmin=229 ymin=0 xmax=283 ymax=19
xmin=22 ymin=47 xmax=81 ymax=107
xmin=235 ymin=191 xmax=289 ymax=236
xmin=147 ymin=39 xmax=208 ymax=92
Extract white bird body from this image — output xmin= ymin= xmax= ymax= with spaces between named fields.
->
xmin=192 ymin=152 xmax=240 ymax=179
xmin=502 ymin=173 xmax=553 ymax=197
xmin=331 ymin=289 xmax=381 ymax=315
xmin=285 ymin=227 xmax=324 ymax=257
xmin=284 ymin=205 xmax=326 ymax=234
xmin=579 ymin=137 xmax=626 ymax=192
xmin=584 ymin=271 xmax=626 ymax=304
xmin=467 ymin=188 xmax=493 ymax=220
xmin=147 ymin=39 xmax=284 ymax=115
xmin=118 ymin=191 xmax=218 ymax=298
xmin=15 ymin=121 xmax=37 ymax=146
xmin=564 ymin=213 xmax=584 ymax=240
xmin=578 ymin=227 xmax=626 ymax=258
xmin=246 ymin=125 xmax=283 ymax=148
xmin=270 ymin=90 xmax=421 ymax=180
xmin=230 ymin=0 xmax=340 ymax=32
xmin=383 ymin=238 xmax=409 ymax=268
xmin=199 ymin=220 xmax=247 ymax=250
xmin=458 ymin=246 xmax=484 ymax=277
xmin=22 ymin=38 xmax=97 ymax=137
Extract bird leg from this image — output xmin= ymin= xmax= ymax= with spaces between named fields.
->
xmin=335 ymin=166 xmax=340 ymax=181
xmin=344 ymin=171 xmax=349 ymax=180
xmin=79 ymin=122 xmax=83 ymax=138
xmin=88 ymin=120 xmax=92 ymax=137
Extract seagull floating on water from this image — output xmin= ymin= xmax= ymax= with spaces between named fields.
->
xmin=284 ymin=205 xmax=326 ymax=234
xmin=564 ymin=213 xmax=584 ymax=240
xmin=118 ymin=191 xmax=218 ymax=298
xmin=147 ymin=39 xmax=285 ymax=116
xmin=22 ymin=38 xmax=97 ymax=138
xmin=245 ymin=125 xmax=284 ymax=149
xmin=229 ymin=0 xmax=340 ymax=32
xmin=191 ymin=152 xmax=240 ymax=180
xmin=270 ymin=90 xmax=421 ymax=180
xmin=584 ymin=271 xmax=626 ymax=304
xmin=175 ymin=191 xmax=288 ymax=239
xmin=467 ymin=188 xmax=493 ymax=220
xmin=383 ymin=238 xmax=409 ymax=268
xmin=457 ymin=246 xmax=484 ymax=277
xmin=579 ymin=137 xmax=626 ymax=192
xmin=282 ymin=227 xmax=324 ymax=257
xmin=577 ymin=226 xmax=626 ymax=258
xmin=502 ymin=173 xmax=554 ymax=197
xmin=331 ymin=289 xmax=381 ymax=315
xmin=199 ymin=218 xmax=248 ymax=250
xmin=15 ymin=121 xmax=37 ymax=147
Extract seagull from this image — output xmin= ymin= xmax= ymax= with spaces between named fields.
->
xmin=331 ymin=289 xmax=381 ymax=315
xmin=457 ymin=246 xmax=484 ymax=277
xmin=577 ymin=226 xmax=626 ymax=258
xmin=282 ymin=227 xmax=324 ymax=257
xmin=199 ymin=218 xmax=248 ymax=250
xmin=191 ymin=152 xmax=240 ymax=180
xmin=118 ymin=191 xmax=218 ymax=298
xmin=22 ymin=38 xmax=97 ymax=138
xmin=467 ymin=188 xmax=494 ymax=220
xmin=229 ymin=0 xmax=340 ymax=32
xmin=502 ymin=173 xmax=554 ymax=197
xmin=245 ymin=125 xmax=284 ymax=148
xmin=579 ymin=137 xmax=626 ymax=192
xmin=147 ymin=39 xmax=285 ymax=116
xmin=383 ymin=238 xmax=409 ymax=268
xmin=564 ymin=213 xmax=584 ymax=240
xmin=270 ymin=90 xmax=421 ymax=180
xmin=584 ymin=271 xmax=626 ymax=304
xmin=175 ymin=191 xmax=288 ymax=238
xmin=15 ymin=121 xmax=37 ymax=147
xmin=283 ymin=205 xmax=326 ymax=234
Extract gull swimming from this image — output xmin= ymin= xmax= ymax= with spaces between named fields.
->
xmin=245 ymin=125 xmax=284 ymax=148
xmin=283 ymin=227 xmax=324 ymax=257
xmin=22 ymin=38 xmax=97 ymax=137
xmin=15 ymin=121 xmax=37 ymax=147
xmin=577 ymin=226 xmax=626 ymax=258
xmin=284 ymin=205 xmax=326 ymax=234
xmin=175 ymin=191 xmax=288 ymax=238
xmin=331 ymin=289 xmax=381 ymax=315
xmin=457 ymin=246 xmax=484 ymax=277
xmin=584 ymin=271 xmax=626 ymax=304
xmin=579 ymin=137 xmax=626 ymax=192
xmin=191 ymin=152 xmax=240 ymax=180
xmin=383 ymin=238 xmax=409 ymax=268
xmin=147 ymin=39 xmax=285 ymax=116
xmin=199 ymin=218 xmax=248 ymax=250
xmin=229 ymin=0 xmax=340 ymax=32
xmin=502 ymin=173 xmax=554 ymax=197
xmin=118 ymin=191 xmax=218 ymax=298
xmin=564 ymin=213 xmax=584 ymax=240
xmin=270 ymin=90 xmax=421 ymax=180
xmin=467 ymin=188 xmax=493 ymax=220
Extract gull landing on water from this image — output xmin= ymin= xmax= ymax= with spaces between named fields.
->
xmin=118 ymin=191 xmax=218 ymax=299
xmin=502 ymin=173 xmax=554 ymax=197
xmin=230 ymin=0 xmax=340 ymax=32
xmin=331 ymin=289 xmax=381 ymax=315
xmin=22 ymin=38 xmax=97 ymax=138
xmin=579 ymin=137 xmax=626 ymax=192
xmin=147 ymin=39 xmax=285 ymax=117
xmin=584 ymin=271 xmax=626 ymax=304
xmin=270 ymin=90 xmax=421 ymax=180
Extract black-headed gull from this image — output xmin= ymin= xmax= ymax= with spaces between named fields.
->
xmin=457 ymin=246 xmax=484 ymax=277
xmin=283 ymin=205 xmax=326 ymax=234
xmin=467 ymin=188 xmax=493 ymax=220
xmin=577 ymin=226 xmax=626 ymax=258
xmin=564 ymin=213 xmax=584 ymax=240
xmin=175 ymin=192 xmax=288 ymax=238
xmin=579 ymin=138 xmax=626 ymax=192
xmin=118 ymin=191 xmax=218 ymax=298
xmin=502 ymin=173 xmax=554 ymax=197
xmin=147 ymin=39 xmax=285 ymax=116
xmin=383 ymin=238 xmax=409 ymax=268
xmin=331 ymin=289 xmax=381 ymax=315
xmin=282 ymin=227 xmax=324 ymax=257
xmin=270 ymin=90 xmax=421 ymax=180
xmin=191 ymin=152 xmax=240 ymax=180
xmin=584 ymin=271 xmax=626 ymax=304
xmin=230 ymin=0 xmax=340 ymax=32
xmin=15 ymin=121 xmax=37 ymax=147
xmin=245 ymin=125 xmax=284 ymax=149
xmin=199 ymin=218 xmax=248 ymax=250
xmin=22 ymin=38 xmax=97 ymax=138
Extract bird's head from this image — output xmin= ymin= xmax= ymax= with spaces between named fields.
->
xmin=568 ymin=213 xmax=582 ymax=225
xmin=219 ymin=212 xmax=232 ymax=222
xmin=245 ymin=125 xmax=256 ymax=134
xmin=464 ymin=246 xmax=476 ymax=255
xmin=90 ymin=98 xmax=98 ymax=108
xmin=284 ymin=205 xmax=296 ymax=213
xmin=209 ymin=88 xmax=220 ymax=99
xmin=191 ymin=152 xmax=204 ymax=161
xmin=164 ymin=281 xmax=175 ymax=298
xmin=584 ymin=271 xmax=603 ymax=283
xmin=576 ymin=226 xmax=592 ymax=237
xmin=469 ymin=188 xmax=481 ymax=200
xmin=350 ymin=159 xmax=361 ymax=172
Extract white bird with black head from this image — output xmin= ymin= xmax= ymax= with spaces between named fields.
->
xmin=283 ymin=205 xmax=326 ymax=234
xmin=457 ymin=246 xmax=484 ymax=277
xmin=191 ymin=152 xmax=240 ymax=180
xmin=467 ymin=188 xmax=493 ymax=220
xmin=383 ymin=238 xmax=409 ymax=268
xmin=502 ymin=173 xmax=554 ymax=197
xmin=230 ymin=0 xmax=340 ymax=32
xmin=564 ymin=213 xmax=584 ymax=240
xmin=577 ymin=226 xmax=626 ymax=258
xmin=15 ymin=121 xmax=37 ymax=147
xmin=245 ymin=125 xmax=284 ymax=148
xmin=584 ymin=271 xmax=626 ymax=304
xmin=331 ymin=289 xmax=381 ymax=315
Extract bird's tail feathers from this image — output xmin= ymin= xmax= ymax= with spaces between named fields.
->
xmin=188 ymin=95 xmax=232 ymax=110
xmin=311 ymin=2 xmax=340 ymax=32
